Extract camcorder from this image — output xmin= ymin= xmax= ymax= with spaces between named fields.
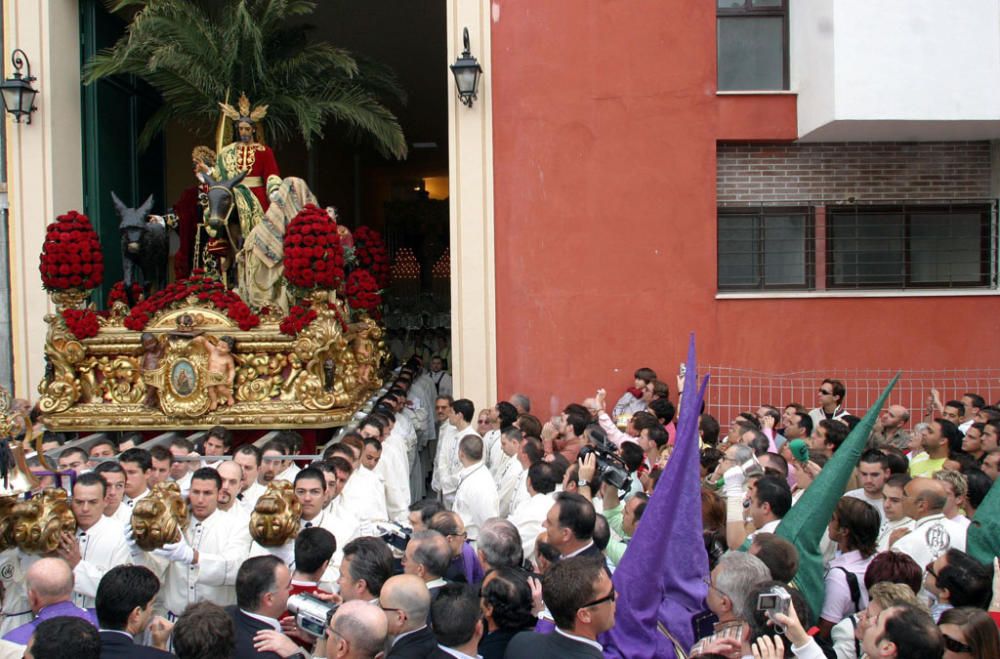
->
xmin=578 ymin=434 xmax=632 ymax=492
xmin=375 ymin=521 xmax=412 ymax=553
xmin=287 ymin=593 xmax=338 ymax=638
xmin=756 ymin=585 xmax=791 ymax=633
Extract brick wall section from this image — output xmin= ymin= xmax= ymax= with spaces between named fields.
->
xmin=717 ymin=142 xmax=993 ymax=204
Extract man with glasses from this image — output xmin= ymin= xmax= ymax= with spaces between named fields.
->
xmin=504 ymin=556 xmax=614 ymax=658
xmin=380 ymin=574 xmax=436 ymax=658
xmin=808 ymin=378 xmax=848 ymax=429
xmin=689 ymin=552 xmax=771 ymax=658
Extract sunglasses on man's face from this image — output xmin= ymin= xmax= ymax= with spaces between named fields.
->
xmin=942 ymin=633 xmax=972 ymax=654
xmin=819 ymin=389 xmax=833 ymax=395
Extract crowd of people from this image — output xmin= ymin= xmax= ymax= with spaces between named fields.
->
xmin=2 ymin=359 xmax=1000 ymax=659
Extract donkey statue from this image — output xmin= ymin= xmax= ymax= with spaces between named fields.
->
xmin=112 ymin=192 xmax=170 ymax=302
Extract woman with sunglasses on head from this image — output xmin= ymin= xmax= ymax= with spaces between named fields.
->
xmin=938 ymin=607 xmax=999 ymax=659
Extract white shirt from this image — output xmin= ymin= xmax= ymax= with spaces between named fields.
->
xmin=240 ymin=609 xmax=281 ymax=632
xmin=374 ymin=434 xmax=412 ymax=525
xmin=276 ymin=462 xmax=301 ymax=484
xmin=554 ymin=627 xmax=604 ymax=653
xmin=452 ymin=462 xmax=499 ymax=542
xmin=73 ymin=515 xmax=131 ymax=609
xmin=123 ymin=488 xmax=150 ymax=509
xmin=844 ymin=489 xmax=885 ymax=520
xmin=432 ymin=421 xmax=457 ymax=495
xmin=160 ymin=509 xmax=251 ymax=616
xmin=338 ymin=466 xmax=388 ymax=524
xmin=481 ymin=429 xmax=501 ymax=473
xmin=877 ymin=516 xmax=914 ymax=552
xmin=240 ymin=481 xmax=267 ymax=512
xmin=507 ymin=469 xmax=531 ymax=520
xmin=496 ymin=457 xmax=526 ymax=518
xmin=429 ymin=370 xmax=452 ymax=398
xmin=891 ymin=513 xmax=967 ymax=572
xmin=508 ymin=491 xmax=555 ymax=561
xmin=435 ymin=645 xmax=480 ymax=659
xmin=437 ymin=426 xmax=479 ymax=507
xmin=107 ymin=502 xmax=133 ymax=527
xmin=0 ymin=549 xmax=29 ymax=636
xmin=174 ymin=470 xmax=193 ymax=497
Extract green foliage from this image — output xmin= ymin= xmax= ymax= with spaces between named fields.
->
xmin=84 ymin=0 xmax=407 ymax=158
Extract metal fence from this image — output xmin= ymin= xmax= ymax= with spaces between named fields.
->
xmin=701 ymin=366 xmax=1000 ymax=422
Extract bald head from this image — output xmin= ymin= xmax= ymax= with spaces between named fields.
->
xmin=27 ymin=558 xmax=74 ymax=606
xmin=380 ymin=575 xmax=431 ymax=635
xmin=217 ymin=460 xmax=242 ymax=481
xmin=906 ymin=477 xmax=948 ymax=518
xmin=329 ymin=600 xmax=388 ymax=658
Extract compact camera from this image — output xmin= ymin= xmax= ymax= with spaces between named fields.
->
xmin=287 ymin=593 xmax=338 ymax=638
xmin=756 ymin=585 xmax=792 ymax=633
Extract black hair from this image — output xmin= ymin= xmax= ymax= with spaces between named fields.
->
xmin=527 ymin=461 xmax=558 ymax=495
xmin=235 ymin=443 xmax=263 ymax=465
xmin=295 ymin=527 xmax=336 ymax=574
xmin=645 ymin=425 xmax=669 ymax=449
xmin=342 ymin=537 xmax=393 ymax=597
xmin=699 ymin=414 xmax=721 ymax=447
xmin=294 ymin=466 xmax=327 ymax=490
xmin=408 ymin=498 xmax=445 ymax=526
xmin=619 ymin=442 xmax=645 ymax=473
xmin=649 ymin=398 xmax=676 ymax=425
xmin=31 ymin=616 xmax=100 ymax=659
xmin=96 ymin=565 xmax=161 ymax=630
xmin=481 ymin=567 xmax=536 ymax=631
xmin=190 ymin=466 xmax=222 ymax=489
xmin=754 ymin=475 xmax=792 ymax=518
xmin=938 ymin=549 xmax=992 ymax=609
xmin=496 ymin=401 xmax=519 ymax=430
xmin=205 ymin=425 xmax=233 ymax=447
xmin=431 ymin=583 xmax=482 ymax=647
xmin=963 ymin=468 xmax=992 ymax=509
xmin=554 ymin=491 xmax=596 ymax=540
xmin=74 ymin=471 xmax=108 ymax=497
xmin=451 ymin=399 xmax=475 ymax=423
xmin=235 ymin=555 xmax=283 ymax=612
xmin=936 ymin=418 xmax=964 ymax=454
xmin=118 ymin=447 xmax=152 ymax=471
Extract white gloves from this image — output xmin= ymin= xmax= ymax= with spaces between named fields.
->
xmin=722 ymin=465 xmax=747 ymax=499
xmin=153 ymin=535 xmax=195 ymax=564
xmin=123 ymin=524 xmax=144 ymax=559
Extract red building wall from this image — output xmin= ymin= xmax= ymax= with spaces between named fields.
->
xmin=489 ymin=2 xmax=1000 ymax=417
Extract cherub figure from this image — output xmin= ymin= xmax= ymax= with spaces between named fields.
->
xmin=140 ymin=332 xmax=164 ymax=407
xmin=202 ymin=335 xmax=236 ymax=410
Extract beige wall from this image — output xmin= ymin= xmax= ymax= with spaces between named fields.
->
xmin=447 ymin=0 xmax=497 ymax=407
xmin=3 ymin=0 xmax=497 ymax=406
xmin=5 ymin=0 xmax=83 ymax=399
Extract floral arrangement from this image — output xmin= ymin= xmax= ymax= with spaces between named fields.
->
xmin=352 ymin=226 xmax=389 ymax=287
xmin=283 ymin=205 xmax=344 ymax=292
xmin=107 ymin=281 xmax=144 ymax=308
xmin=39 ymin=211 xmax=104 ymax=291
xmin=61 ymin=309 xmax=101 ymax=340
xmin=278 ymin=299 xmax=349 ymax=337
xmin=123 ymin=272 xmax=260 ymax=332
xmin=345 ymin=269 xmax=382 ymax=319
xmin=278 ymin=303 xmax=318 ymax=336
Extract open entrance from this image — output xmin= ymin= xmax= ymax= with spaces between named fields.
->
xmin=82 ymin=1 xmax=453 ymax=371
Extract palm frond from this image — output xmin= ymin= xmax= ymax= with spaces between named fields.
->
xmin=86 ymin=0 xmax=407 ymax=158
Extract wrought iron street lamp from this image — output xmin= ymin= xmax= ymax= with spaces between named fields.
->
xmin=0 ymin=49 xmax=38 ymax=124
xmin=450 ymin=28 xmax=482 ymax=108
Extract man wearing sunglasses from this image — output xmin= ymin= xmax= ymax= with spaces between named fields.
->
xmin=808 ymin=378 xmax=849 ymax=429
xmin=504 ymin=556 xmax=614 ymax=658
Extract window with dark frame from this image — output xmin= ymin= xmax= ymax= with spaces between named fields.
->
xmin=718 ymin=207 xmax=814 ymax=290
xmin=826 ymin=204 xmax=993 ymax=289
xmin=717 ymin=0 xmax=789 ymax=91
xmin=717 ymin=202 xmax=997 ymax=292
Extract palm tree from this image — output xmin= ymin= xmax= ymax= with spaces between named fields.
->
xmin=83 ymin=0 xmax=408 ymax=159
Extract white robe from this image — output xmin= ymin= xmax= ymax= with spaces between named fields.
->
xmin=158 ymin=508 xmax=251 ymax=616
xmin=374 ymin=434 xmax=412 ymax=525
xmin=436 ymin=425 xmax=479 ymax=508
xmin=453 ymin=462 xmax=499 ymax=542
xmin=508 ymin=492 xmax=555 ymax=562
xmin=0 ymin=549 xmax=29 ymax=636
xmin=507 ymin=470 xmax=531 ymax=520
xmin=892 ymin=513 xmax=967 ymax=571
xmin=338 ymin=467 xmax=388 ymax=524
xmin=496 ymin=458 xmax=526 ymax=519
xmin=73 ymin=515 xmax=131 ymax=609
xmin=482 ymin=429 xmax=502 ymax=475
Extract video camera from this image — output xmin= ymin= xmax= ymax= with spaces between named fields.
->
xmin=287 ymin=593 xmax=338 ymax=638
xmin=375 ymin=521 xmax=412 ymax=553
xmin=756 ymin=585 xmax=792 ymax=633
xmin=578 ymin=431 xmax=632 ymax=492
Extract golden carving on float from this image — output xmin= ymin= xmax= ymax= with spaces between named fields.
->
xmin=250 ymin=480 xmax=301 ymax=547
xmin=131 ymin=482 xmax=190 ymax=551
xmin=38 ymin=291 xmax=387 ymax=431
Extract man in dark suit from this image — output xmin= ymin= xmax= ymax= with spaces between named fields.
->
xmin=543 ymin=492 xmax=603 ymax=560
xmin=95 ymin=565 xmax=176 ymax=658
xmin=503 ymin=556 xmax=613 ymax=659
xmin=381 ymin=575 xmax=437 ymax=658
xmin=228 ymin=555 xmax=306 ymax=659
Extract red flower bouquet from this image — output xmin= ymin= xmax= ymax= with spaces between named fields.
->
xmin=345 ymin=269 xmax=382 ymax=319
xmin=352 ymin=226 xmax=389 ymax=288
xmin=39 ymin=211 xmax=104 ymax=291
xmin=61 ymin=309 xmax=101 ymax=340
xmin=107 ymin=281 xmax=144 ymax=308
xmin=123 ymin=273 xmax=260 ymax=332
xmin=278 ymin=299 xmax=349 ymax=337
xmin=283 ymin=205 xmax=344 ymax=293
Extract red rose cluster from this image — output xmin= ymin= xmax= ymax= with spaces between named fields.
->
xmin=279 ymin=303 xmax=318 ymax=336
xmin=61 ymin=309 xmax=101 ymax=340
xmin=124 ymin=274 xmax=260 ymax=331
xmin=345 ymin=269 xmax=382 ymax=319
xmin=352 ymin=226 xmax=389 ymax=288
xmin=107 ymin=281 xmax=144 ymax=308
xmin=283 ymin=205 xmax=344 ymax=291
xmin=278 ymin=299 xmax=349 ymax=337
xmin=39 ymin=211 xmax=104 ymax=291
